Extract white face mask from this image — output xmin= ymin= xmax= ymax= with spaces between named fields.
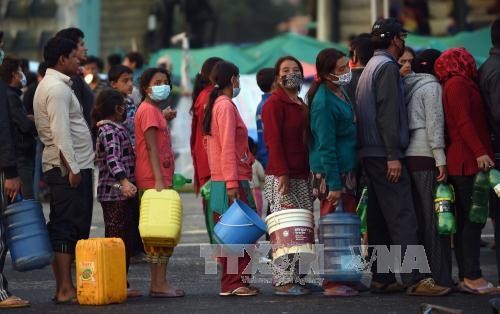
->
xmin=19 ymin=71 xmax=27 ymax=88
xmin=330 ymin=69 xmax=352 ymax=86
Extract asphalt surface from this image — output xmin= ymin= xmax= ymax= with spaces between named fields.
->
xmin=3 ymin=192 xmax=499 ymax=313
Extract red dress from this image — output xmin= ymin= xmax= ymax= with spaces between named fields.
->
xmin=190 ymin=85 xmax=213 ymax=193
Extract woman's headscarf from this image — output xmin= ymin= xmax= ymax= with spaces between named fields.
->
xmin=434 ymin=47 xmax=478 ymax=83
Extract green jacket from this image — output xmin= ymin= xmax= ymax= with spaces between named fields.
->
xmin=309 ymin=83 xmax=357 ymax=190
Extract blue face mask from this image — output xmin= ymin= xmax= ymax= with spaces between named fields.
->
xmin=0 ymin=50 xmax=4 ymax=65
xmin=149 ymin=85 xmax=171 ymax=101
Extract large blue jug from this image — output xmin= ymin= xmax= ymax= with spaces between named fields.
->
xmin=3 ymin=197 xmax=53 ymax=271
xmin=319 ymin=201 xmax=362 ymax=282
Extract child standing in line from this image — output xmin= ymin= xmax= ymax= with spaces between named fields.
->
xmin=248 ymin=137 xmax=265 ymax=217
xmin=92 ymin=89 xmax=142 ymax=298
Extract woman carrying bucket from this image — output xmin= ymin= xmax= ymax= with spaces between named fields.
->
xmin=134 ymin=68 xmax=184 ymax=298
xmin=190 ymin=57 xmax=223 ymax=244
xmin=262 ymin=56 xmax=313 ymax=296
xmin=307 ymin=48 xmax=366 ymax=297
xmin=203 ymin=61 xmax=259 ymax=297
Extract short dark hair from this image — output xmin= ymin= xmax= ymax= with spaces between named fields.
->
xmin=256 ymin=68 xmax=274 ymax=93
xmin=492 ymin=18 xmax=500 ymax=48
xmin=107 ymin=53 xmax=122 ymax=68
xmin=43 ymin=36 xmax=77 ymax=68
xmin=403 ymin=46 xmax=416 ymax=59
xmin=83 ymin=56 xmax=104 ymax=72
xmin=108 ymin=65 xmax=132 ymax=83
xmin=350 ymin=33 xmax=374 ymax=66
xmin=0 ymin=56 xmax=20 ymax=84
xmin=55 ymin=27 xmax=84 ymax=43
xmin=38 ymin=62 xmax=47 ymax=77
xmin=125 ymin=52 xmax=144 ymax=69
xmin=91 ymin=88 xmax=125 ymax=136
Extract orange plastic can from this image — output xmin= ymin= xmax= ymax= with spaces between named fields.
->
xmin=76 ymin=238 xmax=127 ymax=305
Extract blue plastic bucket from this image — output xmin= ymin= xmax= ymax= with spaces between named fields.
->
xmin=3 ymin=199 xmax=53 ymax=271
xmin=213 ymin=200 xmax=267 ymax=244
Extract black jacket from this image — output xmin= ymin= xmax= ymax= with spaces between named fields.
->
xmin=479 ymin=47 xmax=500 ymax=155
xmin=0 ymin=80 xmax=18 ymax=178
xmin=6 ymin=86 xmax=37 ymax=155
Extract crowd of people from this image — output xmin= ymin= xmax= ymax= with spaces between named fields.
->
xmin=0 ymin=15 xmax=499 ymax=308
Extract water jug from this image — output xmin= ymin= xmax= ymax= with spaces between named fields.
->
xmin=172 ymin=173 xmax=192 ymax=190
xmin=139 ymin=189 xmax=183 ymax=247
xmin=76 ymin=238 xmax=127 ymax=305
xmin=356 ymin=187 xmax=368 ymax=235
xmin=3 ymin=196 xmax=53 ymax=271
xmin=319 ymin=201 xmax=363 ymax=282
xmin=434 ymin=183 xmax=457 ymax=235
xmin=469 ymin=172 xmax=490 ymax=224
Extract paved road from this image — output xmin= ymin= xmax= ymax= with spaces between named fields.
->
xmin=4 ymin=193 xmax=499 ymax=313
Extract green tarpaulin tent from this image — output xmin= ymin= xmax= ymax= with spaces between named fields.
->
xmin=150 ymin=32 xmax=348 ymax=79
xmin=150 ymin=27 xmax=492 ymax=80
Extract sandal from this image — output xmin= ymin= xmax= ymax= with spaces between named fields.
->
xmin=149 ymin=287 xmax=185 ymax=298
xmin=0 ymin=296 xmax=30 ymax=308
xmin=274 ymin=284 xmax=310 ymax=296
xmin=219 ymin=286 xmax=258 ymax=297
xmin=53 ymin=295 xmax=78 ymax=305
xmin=323 ymin=284 xmax=359 ymax=297
xmin=459 ymin=281 xmax=500 ymax=295
xmin=127 ymin=288 xmax=143 ymax=298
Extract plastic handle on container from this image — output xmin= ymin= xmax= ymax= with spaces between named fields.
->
xmin=217 ymin=222 xmax=254 ymax=227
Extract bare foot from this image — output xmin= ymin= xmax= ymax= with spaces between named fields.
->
xmin=150 ymin=282 xmax=185 ymax=297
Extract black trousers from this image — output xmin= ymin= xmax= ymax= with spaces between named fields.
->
xmin=363 ymin=157 xmax=425 ymax=286
xmin=44 ymin=167 xmax=93 ymax=255
xmin=449 ymin=175 xmax=484 ymax=280
xmin=409 ymin=169 xmax=454 ymax=287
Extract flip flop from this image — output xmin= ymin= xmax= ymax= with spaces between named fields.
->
xmin=53 ymin=295 xmax=78 ymax=305
xmin=219 ymin=286 xmax=258 ymax=297
xmin=0 ymin=296 xmax=30 ymax=308
xmin=459 ymin=281 xmax=500 ymax=295
xmin=274 ymin=284 xmax=310 ymax=296
xmin=127 ymin=288 xmax=143 ymax=298
xmin=323 ymin=284 xmax=359 ymax=297
xmin=149 ymin=288 xmax=185 ymax=298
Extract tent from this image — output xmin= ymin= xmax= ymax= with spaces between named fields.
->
xmin=151 ymin=27 xmax=493 ymax=80
xmin=149 ymin=32 xmax=348 ymax=80
xmin=406 ymin=27 xmax=491 ymax=65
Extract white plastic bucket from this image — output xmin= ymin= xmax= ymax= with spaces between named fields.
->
xmin=265 ymin=209 xmax=315 ymax=260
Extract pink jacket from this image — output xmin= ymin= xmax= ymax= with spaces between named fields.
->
xmin=205 ymin=95 xmax=254 ymax=189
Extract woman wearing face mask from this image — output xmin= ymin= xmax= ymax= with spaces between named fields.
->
xmin=191 ymin=57 xmax=223 ymax=244
xmin=308 ymin=48 xmax=365 ymax=296
xmin=0 ymin=56 xmax=36 ymax=199
xmin=91 ymin=89 xmax=141 ymax=298
xmin=203 ymin=61 xmax=259 ymax=296
xmin=134 ymin=68 xmax=184 ymax=298
xmin=262 ymin=56 xmax=312 ymax=296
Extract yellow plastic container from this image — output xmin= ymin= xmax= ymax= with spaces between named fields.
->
xmin=139 ymin=189 xmax=183 ymax=247
xmin=76 ymin=238 xmax=127 ymax=305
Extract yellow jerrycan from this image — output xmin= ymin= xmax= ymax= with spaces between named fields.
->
xmin=76 ymin=238 xmax=127 ymax=305
xmin=139 ymin=189 xmax=183 ymax=247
